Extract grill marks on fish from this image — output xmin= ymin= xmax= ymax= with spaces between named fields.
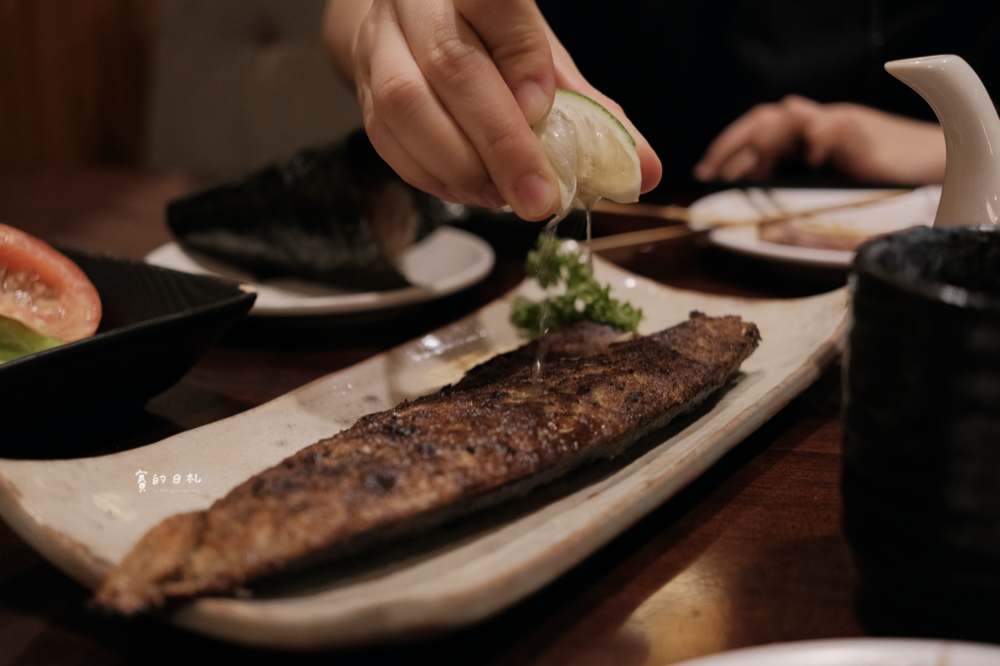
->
xmin=93 ymin=313 xmax=760 ymax=614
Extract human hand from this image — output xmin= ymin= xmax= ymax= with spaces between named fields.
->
xmin=324 ymin=0 xmax=661 ymax=221
xmin=693 ymin=95 xmax=945 ymax=185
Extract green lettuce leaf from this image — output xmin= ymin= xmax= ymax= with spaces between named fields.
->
xmin=0 ymin=316 xmax=63 ymax=363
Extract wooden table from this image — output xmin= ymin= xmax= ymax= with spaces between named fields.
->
xmin=0 ymin=170 xmax=862 ymax=665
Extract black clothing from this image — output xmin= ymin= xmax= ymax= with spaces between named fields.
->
xmin=539 ymin=0 xmax=1000 ymax=188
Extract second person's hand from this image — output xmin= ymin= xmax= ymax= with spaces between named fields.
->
xmin=693 ymin=95 xmax=945 ymax=185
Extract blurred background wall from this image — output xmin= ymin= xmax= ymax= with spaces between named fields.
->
xmin=0 ymin=0 xmax=154 ymax=167
xmin=0 ymin=0 xmax=362 ymax=172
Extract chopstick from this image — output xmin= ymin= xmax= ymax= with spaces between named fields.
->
xmin=711 ymin=188 xmax=912 ymax=227
xmin=588 ymin=188 xmax=913 ymax=251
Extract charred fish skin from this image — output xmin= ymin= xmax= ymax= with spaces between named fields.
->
xmin=167 ymin=130 xmax=458 ymax=290
xmin=93 ymin=313 xmax=759 ymax=615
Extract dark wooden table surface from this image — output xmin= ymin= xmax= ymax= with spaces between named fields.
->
xmin=0 ymin=170 xmax=864 ymax=665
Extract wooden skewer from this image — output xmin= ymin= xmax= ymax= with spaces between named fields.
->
xmin=592 ymin=189 xmax=911 ymax=226
xmin=588 ymin=188 xmax=914 ymax=251
xmin=591 ymin=199 xmax=692 ymax=221
xmin=589 ymin=225 xmax=697 ymax=251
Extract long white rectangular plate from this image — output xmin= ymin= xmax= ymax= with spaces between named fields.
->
xmin=0 ymin=256 xmax=849 ymax=649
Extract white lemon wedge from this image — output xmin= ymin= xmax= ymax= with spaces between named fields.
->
xmin=532 ymin=89 xmax=641 ymax=219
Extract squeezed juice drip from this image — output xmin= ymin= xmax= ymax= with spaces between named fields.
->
xmin=531 ymin=199 xmax=596 ymax=387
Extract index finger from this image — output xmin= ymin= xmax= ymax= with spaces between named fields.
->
xmin=458 ymin=0 xmax=556 ymax=125
xmin=400 ymin=0 xmax=560 ymax=220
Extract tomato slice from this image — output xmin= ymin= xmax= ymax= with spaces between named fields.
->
xmin=0 ymin=223 xmax=102 ymax=343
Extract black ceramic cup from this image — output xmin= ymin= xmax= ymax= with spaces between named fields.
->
xmin=842 ymin=225 xmax=1000 ymax=641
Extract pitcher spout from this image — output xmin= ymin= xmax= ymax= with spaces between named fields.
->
xmin=886 ymin=55 xmax=1000 ymax=228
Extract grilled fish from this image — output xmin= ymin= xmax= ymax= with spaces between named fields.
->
xmin=93 ymin=313 xmax=760 ymax=614
xmin=167 ymin=130 xmax=460 ymax=290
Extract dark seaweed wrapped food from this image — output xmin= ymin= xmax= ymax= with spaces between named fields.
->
xmin=167 ymin=130 xmax=461 ymax=291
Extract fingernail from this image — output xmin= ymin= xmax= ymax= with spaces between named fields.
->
xmin=516 ymin=173 xmax=557 ymax=220
xmin=481 ymin=182 xmax=507 ymax=209
xmin=516 ymin=81 xmax=550 ymax=126
xmin=693 ymin=161 xmax=712 ymax=182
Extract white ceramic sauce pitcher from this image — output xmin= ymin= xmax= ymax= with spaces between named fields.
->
xmin=886 ymin=55 xmax=1000 ymax=228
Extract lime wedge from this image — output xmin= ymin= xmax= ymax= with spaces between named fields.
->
xmin=533 ymin=89 xmax=641 ymax=217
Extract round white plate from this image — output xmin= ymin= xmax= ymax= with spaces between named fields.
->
xmin=689 ymin=187 xmax=941 ymax=269
xmin=145 ymin=226 xmax=495 ymax=316
xmin=676 ymin=638 xmax=1000 ymax=665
